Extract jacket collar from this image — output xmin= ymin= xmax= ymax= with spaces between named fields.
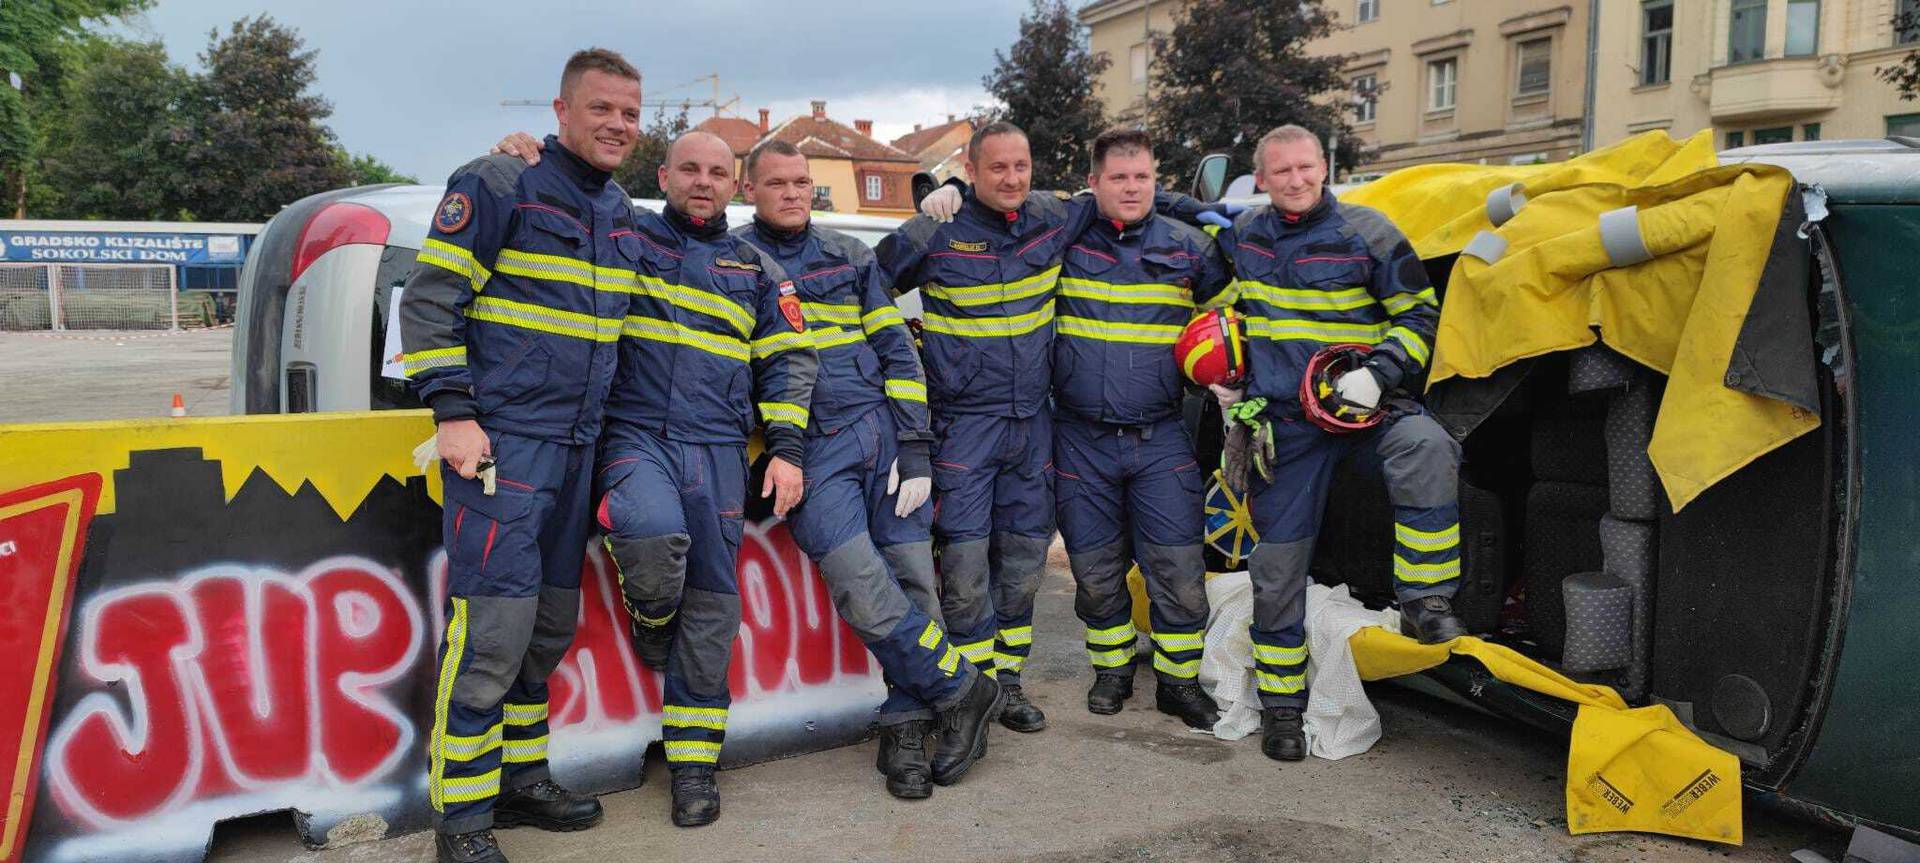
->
xmin=1273 ymin=187 xmax=1335 ymax=230
xmin=964 ymin=189 xmax=1024 ymax=233
xmin=1095 ymin=211 xmax=1154 ymax=242
xmin=749 ymin=215 xmax=811 ymax=254
xmin=543 ymin=135 xmax=611 ymax=192
xmin=665 ymin=203 xmax=729 ymax=240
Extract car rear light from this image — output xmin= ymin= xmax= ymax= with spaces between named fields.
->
xmin=291 ymin=202 xmax=390 ymax=283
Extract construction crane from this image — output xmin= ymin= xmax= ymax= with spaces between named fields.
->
xmin=501 ymin=72 xmax=738 ymax=118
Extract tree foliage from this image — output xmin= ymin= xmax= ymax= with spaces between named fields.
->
xmin=982 ymin=0 xmax=1111 ymax=191
xmin=1147 ymin=0 xmax=1361 ymax=185
xmin=1878 ymin=10 xmax=1920 ymax=102
xmin=0 ymin=0 xmax=152 ymax=215
xmin=32 ymin=38 xmax=192 ymax=219
xmin=340 ymin=150 xmax=417 ymax=186
xmin=616 ymin=105 xmax=691 ymax=200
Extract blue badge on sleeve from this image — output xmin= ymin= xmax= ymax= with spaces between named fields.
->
xmin=434 ymin=192 xmax=473 ymax=233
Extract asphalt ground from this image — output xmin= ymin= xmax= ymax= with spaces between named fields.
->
xmin=0 ymin=327 xmax=234 ymax=423
xmin=205 ymin=548 xmax=1842 ymax=863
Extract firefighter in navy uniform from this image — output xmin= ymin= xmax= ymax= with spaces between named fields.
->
xmin=1210 ymin=125 xmax=1467 ymax=763
xmin=594 ymin=131 xmax=816 ymax=828
xmin=733 ymin=139 xmax=1003 ymax=799
xmin=399 ymin=50 xmax=642 ymax=863
xmin=1049 ymin=129 xmax=1230 ymax=728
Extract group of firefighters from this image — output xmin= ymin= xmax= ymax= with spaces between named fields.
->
xmin=400 ymin=48 xmax=1468 ymax=863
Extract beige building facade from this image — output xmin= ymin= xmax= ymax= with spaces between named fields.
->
xmin=1079 ymin=0 xmax=1920 ymax=179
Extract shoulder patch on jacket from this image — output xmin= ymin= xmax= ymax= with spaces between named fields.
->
xmin=947 ymin=239 xmax=989 ymax=253
xmin=433 ymin=192 xmax=473 ymax=234
xmin=778 ymin=281 xmax=806 ymax=332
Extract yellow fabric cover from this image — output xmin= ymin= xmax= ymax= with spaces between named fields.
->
xmin=1349 ymin=627 xmax=1742 ymax=845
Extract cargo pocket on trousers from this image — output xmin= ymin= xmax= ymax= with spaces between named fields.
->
xmin=444 ymin=467 xmax=539 ymax=580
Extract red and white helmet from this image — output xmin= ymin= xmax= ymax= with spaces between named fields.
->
xmin=1174 ymin=308 xmax=1247 ymax=388
xmin=1301 ymin=343 xmax=1386 ymax=433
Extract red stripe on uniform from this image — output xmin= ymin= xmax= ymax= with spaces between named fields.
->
xmin=482 ymin=521 xmax=499 ymax=571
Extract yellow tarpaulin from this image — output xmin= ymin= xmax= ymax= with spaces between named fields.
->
xmin=1350 ymin=627 xmax=1743 ymax=845
xmin=1350 ymin=130 xmax=1818 ymax=510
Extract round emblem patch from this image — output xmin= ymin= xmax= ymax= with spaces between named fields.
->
xmin=434 ymin=192 xmax=473 ymax=234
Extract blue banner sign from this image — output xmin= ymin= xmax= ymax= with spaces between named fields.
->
xmin=0 ymin=230 xmax=247 ymax=266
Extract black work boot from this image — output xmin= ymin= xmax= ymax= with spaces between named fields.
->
xmin=1261 ymin=707 xmax=1306 ymax=762
xmin=931 ymin=675 xmax=1005 ymax=786
xmin=669 ymin=766 xmax=720 ymax=827
xmin=1086 ymin=672 xmax=1134 ymax=715
xmin=998 ymin=683 xmax=1047 ymax=733
xmin=629 ymin=617 xmax=676 ymax=671
xmin=494 ymin=779 xmax=603 ymax=832
xmin=436 ymin=828 xmax=507 ymax=863
xmin=875 ymin=719 xmax=934 ymax=799
xmin=1155 ymin=680 xmax=1221 ymax=730
xmin=1400 ymin=595 xmax=1468 ymax=644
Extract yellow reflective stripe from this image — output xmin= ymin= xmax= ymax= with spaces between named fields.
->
xmin=662 ymin=706 xmax=729 ymax=730
xmin=923 ymin=266 xmax=1060 ymax=307
xmin=1087 ymin=647 xmax=1136 ymax=668
xmin=938 ymin=645 xmax=961 ymax=675
xmin=1257 ymin=670 xmax=1306 ymax=694
xmin=917 ymin=620 xmax=943 ymax=650
xmin=1056 ymin=315 xmax=1184 ymax=346
xmin=621 ymin=315 xmax=750 ymax=362
xmin=885 ymin=379 xmax=927 ymax=403
xmin=501 ymin=735 xmax=547 ymax=764
xmin=759 ymin=402 xmax=810 ymax=428
xmin=403 ymin=346 xmax=467 ymax=374
xmin=1233 ymin=280 xmax=1372 ymax=311
xmin=1244 ymin=316 xmax=1387 ymax=344
xmin=921 ymin=304 xmax=1054 ymax=338
xmin=1381 ymin=288 xmax=1437 ymax=316
xmin=802 ymin=301 xmax=861 ymax=325
xmin=1254 ymin=643 xmax=1308 ymax=665
xmin=1394 ymin=554 xmax=1461 ymax=584
xmin=1058 ymin=277 xmax=1192 ymax=307
xmin=998 ymin=625 xmax=1034 ymax=647
xmin=994 ymin=652 xmax=1026 ymax=671
xmin=1396 ymin=522 xmax=1460 ymax=552
xmin=635 ymin=274 xmax=753 ymax=338
xmin=469 ymin=296 xmax=622 ymax=342
xmin=1387 ymin=325 xmax=1431 ymax=365
xmin=429 ymin=598 xmax=469 ymax=812
xmin=862 ymin=305 xmax=905 ymax=333
xmin=495 ymin=248 xmax=596 ymax=290
xmin=813 ymin=326 xmax=866 ymax=349
xmin=1085 ymin=622 xmax=1136 ymax=646
xmin=1150 ymin=630 xmax=1205 ymax=652
xmin=635 ymin=607 xmax=676 ymax=627
xmin=1153 ymin=653 xmax=1201 ymax=678
xmin=664 ymin=740 xmax=722 ymax=763
xmin=419 ymin=238 xmax=492 ymax=289
xmin=440 ymin=724 xmax=503 ymax=761
xmin=752 ymin=329 xmax=813 ymax=358
xmin=503 ymin=702 xmax=548 ymax=726
xmin=439 ymin=768 xmax=502 ymax=804
xmin=955 ymin=639 xmax=995 ymax=662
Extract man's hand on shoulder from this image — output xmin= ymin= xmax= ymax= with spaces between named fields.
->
xmin=492 ymin=131 xmax=544 ymax=165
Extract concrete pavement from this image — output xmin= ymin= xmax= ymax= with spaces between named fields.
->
xmin=0 ymin=327 xmax=233 ymax=423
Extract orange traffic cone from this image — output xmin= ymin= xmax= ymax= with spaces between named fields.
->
xmin=170 ymin=393 xmax=186 ymax=418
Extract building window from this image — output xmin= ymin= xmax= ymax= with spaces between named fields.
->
xmin=1785 ymin=0 xmax=1819 ymax=56
xmin=865 ymin=175 xmax=883 ymax=201
xmin=1428 ymin=57 xmax=1458 ymax=111
xmin=1890 ymin=113 xmax=1920 ymax=137
xmin=1803 ymin=123 xmax=1821 ymax=141
xmin=1726 ymin=130 xmax=1746 ymax=148
xmin=1353 ymin=74 xmax=1377 ymax=123
xmin=1754 ymin=126 xmax=1792 ymax=144
xmin=1901 ymin=0 xmax=1920 ymax=45
xmin=1729 ymin=0 xmax=1766 ymax=63
xmin=1515 ymin=37 xmax=1552 ymax=97
xmin=1356 ymin=0 xmax=1378 ymax=22
xmin=1130 ymin=43 xmax=1148 ymax=84
xmin=1642 ymin=1 xmax=1673 ymax=85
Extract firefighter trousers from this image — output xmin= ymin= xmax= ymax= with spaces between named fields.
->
xmin=430 ymin=431 xmax=593 ymax=835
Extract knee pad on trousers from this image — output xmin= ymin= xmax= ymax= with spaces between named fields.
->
xmin=1068 ymin=540 xmax=1131 ymax=624
xmin=1138 ymin=542 xmax=1208 ymax=630
xmin=820 ymin=536 xmax=912 ymax=642
xmin=607 ymin=532 xmax=691 ymax=606
xmin=879 ymin=540 xmax=941 ymax=624
xmin=450 ymin=594 xmax=540 ymax=710
xmin=990 ymin=532 xmax=1051 ymax=619
xmin=1378 ymin=418 xmax=1462 ymax=509
xmin=937 ymin=538 xmax=992 ymax=630
xmin=520 ymin=586 xmax=582 ymax=684
xmin=1248 ymin=538 xmax=1312 ymax=635
xmin=666 ymin=586 xmax=743 ymax=700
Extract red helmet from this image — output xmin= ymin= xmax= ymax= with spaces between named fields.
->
xmin=1175 ymin=308 xmax=1247 ymax=388
xmin=1301 ymin=344 xmax=1386 ymax=433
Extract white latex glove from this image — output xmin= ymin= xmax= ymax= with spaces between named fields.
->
xmin=920 ymin=185 xmax=962 ymax=223
xmin=1208 ymin=383 xmax=1244 ymax=413
xmin=412 ymin=432 xmax=440 ymax=473
xmin=888 ymin=458 xmax=932 ymax=518
xmin=1334 ymin=368 xmax=1383 ymax=410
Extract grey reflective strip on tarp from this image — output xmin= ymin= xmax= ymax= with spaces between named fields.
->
xmin=1462 ymin=230 xmax=1508 ymax=264
xmin=1598 ymin=206 xmax=1653 ymax=268
xmin=1485 ymin=183 xmax=1528 ymax=227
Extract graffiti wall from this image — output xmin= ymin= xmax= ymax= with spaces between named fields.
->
xmin=0 ymin=413 xmax=883 ymax=862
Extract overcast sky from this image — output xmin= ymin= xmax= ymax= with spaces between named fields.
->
xmin=121 ymin=1 xmax=1031 ymax=182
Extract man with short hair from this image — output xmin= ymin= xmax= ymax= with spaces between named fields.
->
xmin=401 ymin=47 xmax=640 ymax=863
xmin=1210 ymin=124 xmax=1465 ymax=763
xmin=734 ymin=138 xmax=1003 ymax=799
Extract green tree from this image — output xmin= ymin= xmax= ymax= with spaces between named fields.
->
xmin=616 ymin=104 xmax=690 ymax=200
xmin=1147 ymin=0 xmax=1360 ymax=186
xmin=981 ymin=0 xmax=1110 ymax=192
xmin=176 ymin=15 xmax=352 ymax=220
xmin=32 ymin=38 xmax=192 ymax=219
xmin=0 ymin=0 xmax=151 ymax=215
xmin=1878 ymin=10 xmax=1920 ymax=101
xmin=338 ymin=149 xmax=417 ymax=186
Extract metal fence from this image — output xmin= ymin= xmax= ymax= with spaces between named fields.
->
xmin=0 ymin=262 xmax=181 ymax=331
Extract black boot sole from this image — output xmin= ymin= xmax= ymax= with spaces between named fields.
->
xmin=885 ymin=776 xmax=933 ymax=799
xmin=931 ymin=682 xmax=1007 ymax=787
xmin=1157 ymin=703 xmax=1219 ymax=731
xmin=671 ymin=807 xmax=720 ymax=828
xmin=493 ymin=806 xmax=603 ymax=833
xmin=1263 ymin=745 xmax=1307 ymax=762
xmin=1087 ymin=701 xmax=1123 ymax=715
